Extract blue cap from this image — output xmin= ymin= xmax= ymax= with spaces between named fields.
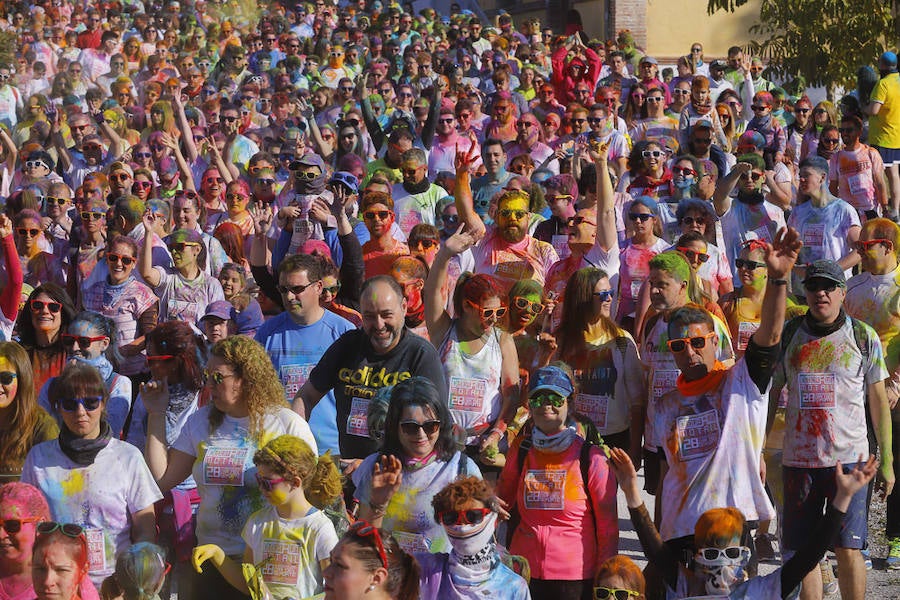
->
xmin=529 ymin=366 xmax=574 ymax=397
xmin=881 ymin=51 xmax=898 ymax=68
xmin=200 ymin=300 xmax=233 ymax=322
xmin=330 ymin=171 xmax=359 ymax=194
xmin=232 ymin=300 xmax=264 ymax=335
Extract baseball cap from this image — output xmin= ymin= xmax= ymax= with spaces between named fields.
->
xmin=330 ymin=171 xmax=359 ymax=193
xmin=710 ymin=59 xmax=727 ymax=70
xmin=802 ymin=260 xmax=846 ymax=286
xmin=529 ymin=365 xmax=574 ymax=397
xmin=881 ymin=51 xmax=898 ymax=68
xmin=640 ymin=56 xmax=658 ymax=65
xmin=232 ymin=301 xmax=264 ymax=335
xmin=200 ymin=300 xmax=233 ymax=322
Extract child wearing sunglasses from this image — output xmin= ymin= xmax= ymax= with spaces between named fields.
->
xmin=417 ymin=476 xmax=530 ymax=598
xmin=192 ymin=435 xmax=342 ymax=599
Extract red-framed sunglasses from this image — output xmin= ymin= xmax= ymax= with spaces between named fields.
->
xmin=349 ymin=521 xmax=388 ymax=569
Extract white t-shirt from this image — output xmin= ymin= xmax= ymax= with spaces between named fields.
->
xmin=845 ymin=266 xmax=900 ymax=373
xmin=21 ymin=439 xmax=163 ymax=585
xmin=787 ymin=198 xmax=860 ymax=292
xmin=719 ymin=199 xmax=786 ymax=286
xmin=172 ymin=406 xmax=317 ymax=556
xmin=777 ymin=317 xmax=887 ymax=468
xmin=656 ymin=359 xmax=775 ymax=541
xmin=241 ymin=504 xmax=338 ymax=600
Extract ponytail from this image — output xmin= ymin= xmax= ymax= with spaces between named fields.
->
xmin=304 ymin=450 xmax=343 ymax=509
xmin=396 ymin=550 xmax=422 ymax=600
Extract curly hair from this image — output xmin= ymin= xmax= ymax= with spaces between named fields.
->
xmin=430 ymin=476 xmax=493 ymax=518
xmin=208 ymin=336 xmax=286 ymax=440
xmin=253 ymin=435 xmax=342 ymax=510
xmin=0 ymin=481 xmax=51 ymax=520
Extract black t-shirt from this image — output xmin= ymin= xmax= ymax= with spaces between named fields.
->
xmin=309 ymin=328 xmax=448 ymax=459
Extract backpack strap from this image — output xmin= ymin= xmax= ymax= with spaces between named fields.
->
xmin=578 ymin=439 xmax=598 ymax=541
xmin=850 ymin=317 xmax=870 ymax=378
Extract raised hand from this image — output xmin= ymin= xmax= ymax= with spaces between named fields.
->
xmin=443 ymin=223 xmax=477 ymax=256
xmin=764 ymin=226 xmax=802 ymax=279
xmin=141 ymin=209 xmax=157 ymax=235
xmin=608 ymin=447 xmax=642 ymax=507
xmin=250 ymin=204 xmax=274 ymax=234
xmin=139 ymin=378 xmax=170 ymax=415
xmin=454 ymin=133 xmax=480 ymax=172
xmin=369 ymin=454 xmax=403 ymax=507
xmin=0 ymin=213 xmax=11 ymax=238
xmin=588 ymin=139 xmax=611 ymax=164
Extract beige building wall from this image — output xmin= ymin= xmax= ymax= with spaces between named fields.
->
xmin=646 ymin=0 xmax=761 ymax=61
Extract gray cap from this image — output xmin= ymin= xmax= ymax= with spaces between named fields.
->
xmin=802 ymin=260 xmax=846 ymax=286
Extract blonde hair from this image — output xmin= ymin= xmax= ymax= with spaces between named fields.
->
xmin=253 ymin=435 xmax=342 ymax=509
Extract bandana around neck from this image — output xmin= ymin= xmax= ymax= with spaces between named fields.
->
xmin=676 ymin=361 xmax=728 ymax=397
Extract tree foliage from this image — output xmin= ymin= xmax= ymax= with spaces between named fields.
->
xmin=708 ymin=0 xmax=900 ymax=89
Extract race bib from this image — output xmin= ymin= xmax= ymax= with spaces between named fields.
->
xmin=652 ymin=369 xmax=680 ymax=399
xmin=629 ymin=278 xmax=644 ymax=301
xmin=398 ymin=210 xmax=421 ymax=234
xmin=802 ymin=223 xmax=825 ymax=249
xmin=203 ymin=446 xmax=249 ymax=486
xmin=573 ymin=393 xmax=610 ymax=430
xmin=675 ymin=409 xmax=720 ymax=461
xmin=84 ymin=528 xmax=107 ymax=572
xmin=746 ymin=224 xmax=773 ymax=245
xmin=347 ymin=397 xmax=370 ymax=437
xmin=281 ymin=363 xmax=314 ymax=399
xmin=261 ymin=539 xmax=302 ymax=585
xmin=798 ymin=372 xmax=836 ymax=410
xmin=551 ymin=234 xmax=570 ymax=260
xmin=392 ymin=531 xmax=430 ymax=555
xmin=494 ymin=259 xmax=532 ymax=281
xmin=737 ymin=321 xmax=759 ymax=351
xmin=448 ymin=376 xmax=487 ymax=413
xmin=847 ymin=171 xmax=872 ymax=197
xmin=523 ymin=469 xmax=566 ymax=510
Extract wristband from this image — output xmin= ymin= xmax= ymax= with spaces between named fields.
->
xmin=769 ymin=278 xmax=788 ymax=286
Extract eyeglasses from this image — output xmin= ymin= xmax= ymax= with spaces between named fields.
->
xmin=513 ymin=296 xmax=544 ymax=315
xmin=697 ymin=546 xmax=749 ymax=562
xmin=642 ymin=150 xmax=664 ymax=159
xmin=277 ymin=281 xmax=320 ymax=296
xmin=804 ymin=279 xmax=839 ymax=293
xmin=61 ymin=334 xmax=106 ymax=349
xmin=666 ymin=332 xmax=716 ymax=352
xmin=735 ymin=258 xmax=765 ymax=270
xmin=672 ymin=167 xmax=697 ymax=177
xmin=16 ymin=228 xmax=40 ymax=237
xmin=399 ymin=420 xmax=441 ymax=436
xmin=0 ymin=371 xmax=16 ymax=385
xmin=31 ymin=300 xmax=61 ymax=313
xmin=169 ymin=242 xmax=201 ymax=253
xmin=628 ymin=213 xmax=653 ymax=222
xmin=0 ymin=517 xmax=40 ymax=534
xmin=594 ymin=587 xmax=641 ymax=600
xmin=465 ymin=300 xmax=507 ymax=320
xmin=203 ymin=370 xmax=235 ymax=385
xmin=58 ymin=396 xmax=103 ymax=412
xmin=348 ymin=521 xmax=389 ymax=570
xmin=750 ymin=105 xmax=769 ymax=112
xmin=566 ymin=215 xmax=596 ymax=227
xmin=24 ymin=160 xmax=49 ymax=170
xmin=36 ymin=522 xmax=84 ymax=538
xmin=856 ymin=238 xmax=891 ymax=252
xmin=437 ymin=507 xmax=492 ymax=527
xmin=593 ymin=290 xmax=615 ymax=302
xmin=740 ymin=171 xmax=764 ymax=182
xmin=363 ymin=210 xmax=391 ymax=221
xmin=80 ymin=211 xmax=105 ymax=221
xmin=499 ymin=209 xmax=527 ymax=220
xmin=677 ymin=247 xmax=709 ymax=263
xmin=528 ymin=392 xmax=566 ymax=409
xmin=106 ymin=252 xmax=136 ymax=267
xmin=673 ymin=89 xmax=690 ymax=96
xmin=255 ymin=472 xmax=286 ymax=491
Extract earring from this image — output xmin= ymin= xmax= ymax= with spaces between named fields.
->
xmin=368 ymin=584 xmax=375 ymax=591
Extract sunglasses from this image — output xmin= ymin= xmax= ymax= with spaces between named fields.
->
xmin=106 ymin=252 xmax=135 ymax=266
xmin=169 ymin=242 xmax=201 ymax=253
xmin=513 ymin=296 xmax=544 ymax=315
xmin=44 ymin=196 xmax=69 ymax=206
xmin=571 ymin=118 xmax=587 ymax=124
xmin=499 ymin=209 xmax=527 ymax=220
xmin=349 ymin=521 xmax=388 ymax=570
xmin=363 ymin=210 xmax=391 ymax=221
xmin=441 ymin=214 xmax=459 ymax=225
xmin=437 ymin=507 xmax=492 ymax=527
xmin=528 ymin=392 xmax=566 ymax=409
xmin=134 ymin=152 xmax=152 ymax=159
xmin=672 ymin=167 xmax=697 ymax=177
xmin=0 ymin=517 xmax=41 ymax=534
xmin=628 ymin=213 xmax=653 ymax=222
xmin=25 ymin=160 xmax=49 ymax=170
xmin=58 ymin=396 xmax=103 ymax=412
xmin=322 ymin=283 xmax=342 ymax=295
xmin=750 ymin=105 xmax=770 ymax=112
xmin=677 ymin=247 xmax=709 ymax=263
xmin=642 ymin=150 xmax=663 ymax=159
xmin=31 ymin=300 xmax=61 ymax=313
xmin=0 ymin=371 xmax=17 ymax=385
xmin=567 ymin=215 xmax=596 ymax=227
xmin=594 ymin=587 xmax=640 ymax=600
xmin=61 ymin=334 xmax=106 ymax=349
xmin=412 ymin=239 xmax=438 ymax=250
xmin=399 ymin=420 xmax=441 ymax=436
xmin=822 ymin=137 xmax=840 ymax=144
xmin=147 ymin=354 xmax=176 ymax=362
xmin=666 ymin=332 xmax=716 ymax=352
xmin=80 ymin=211 xmax=105 ymax=221
xmin=593 ymin=290 xmax=615 ymax=302
xmin=735 ymin=258 xmax=765 ymax=270
xmin=255 ymin=472 xmax=286 ymax=491
xmin=697 ymin=546 xmax=749 ymax=561
xmin=36 ymin=522 xmax=85 ymax=537
xmin=856 ymin=238 xmax=891 ymax=252
xmin=795 ymin=108 xmax=811 ymax=114
xmin=277 ymin=281 xmax=319 ymax=295
xmin=804 ymin=279 xmax=839 ymax=293
xmin=16 ymin=228 xmax=40 ymax=237
xmin=646 ymin=96 xmax=664 ymax=103
xmin=813 ymin=108 xmax=827 ymax=114
xmin=466 ymin=300 xmax=507 ymax=320
xmin=740 ymin=172 xmax=764 ymax=182
xmin=132 ymin=181 xmax=153 ymax=191
xmin=673 ymin=89 xmax=690 ymax=95
xmin=109 ymin=172 xmax=131 ymax=182
xmin=226 ymin=193 xmax=248 ymax=202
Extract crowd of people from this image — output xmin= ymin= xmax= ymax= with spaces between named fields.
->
xmin=0 ymin=1 xmax=898 ymax=599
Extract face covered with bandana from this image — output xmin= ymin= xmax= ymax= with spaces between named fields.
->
xmin=440 ymin=500 xmax=498 ymax=577
xmin=691 ymin=509 xmax=750 ymax=596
